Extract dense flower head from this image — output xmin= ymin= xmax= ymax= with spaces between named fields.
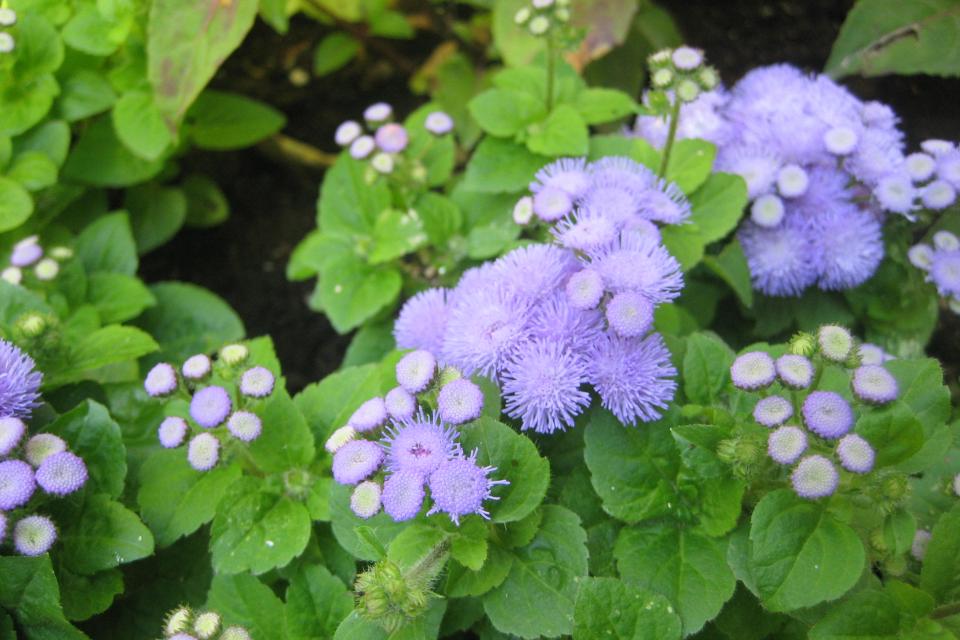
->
xmin=427 ymin=451 xmax=508 ymax=525
xmin=818 ymin=325 xmax=854 ymax=362
xmin=9 ymin=236 xmax=42 ymax=268
xmin=227 ymin=411 xmax=263 ymax=442
xmin=13 ymin=514 xmax=57 ymax=556
xmin=858 ymin=343 xmax=893 ymax=366
xmin=24 ymin=434 xmax=65 ymax=467
xmin=332 ymin=440 xmax=384 ymax=485
xmin=394 ymin=288 xmax=448 ymax=354
xmin=395 ymin=350 xmax=436 ymax=393
xmin=775 ymin=354 xmax=814 ymax=389
xmin=381 ymin=470 xmax=425 ymax=522
xmin=730 ymin=351 xmax=776 ymax=390
xmin=144 ymin=362 xmax=178 ymax=397
xmin=791 ymin=455 xmax=839 ymax=499
xmin=605 ymin=291 xmax=655 ymax=338
xmin=851 ymin=365 xmax=899 ymax=404
xmin=768 ymin=426 xmax=807 ymax=465
xmin=384 ymin=387 xmax=416 ymax=421
xmin=811 ymin=207 xmax=884 ymax=291
xmin=911 ymin=231 xmax=960 ymax=312
xmin=325 ymin=425 xmax=357 ymax=454
xmin=424 ymin=111 xmax=454 ymax=135
xmin=239 ymin=366 xmax=275 ymax=398
xmin=586 ymin=333 xmax=677 ymax=425
xmin=531 ymin=157 xmax=592 ymax=199
xmin=442 ymin=286 xmax=529 ymax=378
xmin=493 ymin=244 xmax=578 ymax=303
xmin=374 ymin=123 xmax=408 ymax=153
xmin=187 ymin=433 xmax=220 ymax=471
xmin=753 ymin=395 xmax=793 ymax=428
xmin=738 ymin=217 xmax=819 ymax=296
xmin=0 ymin=459 xmax=36 ymax=509
xmin=1 ymin=339 xmax=43 ymax=418
xmin=181 ymin=354 xmax=211 ymax=380
xmin=351 ymin=481 xmax=383 ymax=519
xmin=836 ymin=433 xmax=875 ymax=474
xmin=348 ymin=397 xmax=388 ymax=433
xmin=0 ymin=416 xmax=26 ymax=456
xmin=437 ymin=379 xmax=484 ymax=425
xmin=381 ymin=412 xmax=460 ymax=476
xmin=565 ymin=268 xmax=605 ymax=310
xmin=0 ymin=511 xmax=5 ymax=543
xmin=502 ymin=340 xmax=590 ymax=434
xmin=158 ymin=417 xmax=188 ymax=449
xmin=802 ymin=391 xmax=854 ymax=439
xmin=35 ymin=451 xmax=87 ymax=496
xmin=190 ymin=386 xmax=232 ymax=428
xmin=586 ymin=231 xmax=684 ymax=304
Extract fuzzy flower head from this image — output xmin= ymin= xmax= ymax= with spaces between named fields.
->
xmin=381 ymin=412 xmax=459 ymax=476
xmin=637 ymin=179 xmax=692 ymax=224
xmin=158 ymin=417 xmax=188 ymax=449
xmin=768 ymin=426 xmax=807 ymax=465
xmin=930 ymin=251 xmax=960 ymax=298
xmin=325 ymin=425 xmax=357 ymax=454
xmin=144 ymin=362 xmax=178 ymax=397
xmin=385 ymin=387 xmax=417 ymax=421
xmin=0 ymin=416 xmax=26 ymax=457
xmin=335 ymin=120 xmax=362 ymax=146
xmin=775 ymin=354 xmax=814 ymax=389
xmin=239 ymin=366 xmax=275 ymax=398
xmin=802 ymin=391 xmax=854 ymax=439
xmin=922 ymin=180 xmax=957 ymax=210
xmin=533 ymin=187 xmax=574 ymax=221
xmin=552 ymin=210 xmax=618 ymax=252
xmin=427 ymin=451 xmax=508 ymax=525
xmin=851 ymin=365 xmax=898 ymax=404
xmin=227 ymin=411 xmax=263 ymax=442
xmin=193 ymin=611 xmax=221 ymax=640
xmin=791 ymin=455 xmax=839 ymax=499
xmin=351 ymin=481 xmax=383 ymax=519
xmin=424 ymin=111 xmax=454 ymax=135
xmin=858 ymin=343 xmax=892 ymax=366
xmin=912 ymin=529 xmax=932 ymax=562
xmin=836 ymin=433 xmax=875 ymax=474
xmin=753 ymin=395 xmax=793 ymax=428
xmin=750 ymin=194 xmax=785 ymax=228
xmin=605 ymin=291 xmax=655 ymax=338
xmin=586 ymin=333 xmax=677 ymax=425
xmin=531 ymin=157 xmax=591 ymax=200
xmin=395 ymin=350 xmax=436 ymax=393
xmin=9 ymin=236 xmax=42 ymax=268
xmin=493 ymin=244 xmax=577 ymax=304
xmin=811 ymin=207 xmax=884 ymax=291
xmin=190 ymin=386 xmax=232 ymax=428
xmin=35 ymin=451 xmax=87 ymax=496
xmin=24 ymin=434 xmax=65 ymax=467
xmin=348 ymin=397 xmax=388 ymax=433
xmin=501 ymin=340 xmax=590 ymax=434
xmin=382 ymin=470 xmax=425 ymax=522
xmin=13 ymin=515 xmax=57 ymax=556
xmin=394 ymin=288 xmax=448 ymax=355
xmin=442 ymin=287 xmax=529 ymax=378
xmin=0 ymin=459 xmax=36 ymax=510
xmin=565 ymin=268 xmax=604 ymax=310
xmin=374 ymin=123 xmax=408 ymax=154
xmin=0 ymin=512 xmax=5 ymax=542
xmin=587 ymin=232 xmax=684 ymax=304
xmin=730 ymin=351 xmax=775 ymax=390
xmin=818 ymin=325 xmax=854 ymax=362
xmin=187 ymin=433 xmax=220 ymax=471
xmin=437 ymin=379 xmax=484 ymax=425
xmin=181 ymin=354 xmax=211 ymax=380
xmin=332 ymin=440 xmax=384 ymax=485
xmin=219 ymin=344 xmax=249 ymax=365
xmin=1 ymin=339 xmax=43 ymax=418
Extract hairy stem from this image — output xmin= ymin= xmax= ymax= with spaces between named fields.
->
xmin=658 ymin=98 xmax=682 ymax=177
xmin=545 ymin=35 xmax=556 ymax=112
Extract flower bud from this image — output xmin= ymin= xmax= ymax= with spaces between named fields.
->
xmin=788 ymin=332 xmax=816 ymax=357
xmin=164 ymin=605 xmax=192 ymax=635
xmin=219 ymin=344 xmax=249 ymax=365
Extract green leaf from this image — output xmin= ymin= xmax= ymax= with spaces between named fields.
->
xmin=58 ymin=567 xmax=123 ymax=622
xmin=526 ymin=104 xmax=590 ymax=157
xmin=574 ymin=88 xmax=641 ymax=125
xmin=247 ymin=387 xmax=316 ymax=473
xmin=333 ymin=600 xmax=446 ymax=640
xmin=369 ymin=9 xmax=414 ymax=38
xmin=207 ymin=573 xmax=287 ymax=640
xmin=187 ymin=90 xmax=286 ymax=150
xmin=573 ymin=577 xmax=682 ymax=640
xmin=491 ymin=0 xmax=544 ymax=67
xmin=62 ymin=6 xmax=123 ymax=57
xmin=330 ymin=482 xmax=408 ymax=561
xmin=0 ymin=176 xmax=34 ymax=232
xmin=182 ymin=174 xmax=230 ymax=227
xmin=125 ymin=184 xmax=188 ymax=253
xmin=0 ymin=74 xmax=60 ymax=138
xmin=450 ymin=519 xmax=489 ymax=571
xmin=0 ymin=556 xmax=88 ymax=640
xmin=13 ymin=119 xmax=70 ymax=166
xmin=285 ymin=565 xmax=353 ymax=640
xmin=59 ymin=495 xmax=155 ymax=575
xmin=748 ymin=489 xmax=865 ymax=612
xmin=75 ymin=211 xmax=138 ymax=275
xmin=210 ymin=477 xmax=312 ymax=575
xmin=583 ymin=408 xmax=681 ymax=524
xmin=445 ymin=545 xmax=514 ymax=598
xmin=134 ymin=282 xmax=245 ymax=365
xmin=458 ymin=417 xmax=549 ymax=523
xmin=313 ymin=32 xmax=360 ymax=76
xmin=921 ymin=503 xmax=960 ymax=603
xmin=808 ymin=588 xmax=901 ymax=639
xmin=318 ymin=255 xmax=402 ymax=333
xmin=463 ymin=137 xmax=549 ymax=193
xmin=855 ymin=402 xmax=924 ymax=468
xmin=404 ymin=104 xmax=456 ymax=186
xmin=682 ymin=332 xmax=735 ymax=405
xmin=87 ymin=273 xmax=156 ymax=323
xmin=45 ymin=401 xmax=126 ymax=499
xmin=112 ymin=90 xmax=173 ymax=160
xmin=62 ymin=118 xmax=165 ymax=186
xmin=387 ymin=523 xmax=448 ymax=571
xmin=318 ymin=154 xmax=391 ymax=235
xmin=12 ymin=15 xmax=64 ymax=82
xmin=58 ymin=69 xmax=116 ymax=121
xmin=369 ymin=208 xmax=428 ymax=264
xmin=483 ymin=505 xmax=588 ymax=638
xmin=137 ymin=450 xmax=242 ymax=547
xmin=826 ymin=0 xmax=960 ymax=78
xmin=615 ymin=522 xmax=735 ymax=634
xmin=413 ymin=192 xmax=462 ymax=247
xmin=703 ymin=239 xmax=754 ymax=308
xmin=147 ymin=0 xmax=259 ymax=130
xmin=7 ymin=151 xmax=57 ymax=191
xmin=469 ymin=88 xmax=546 ymax=137
xmin=52 ymin=326 xmax=158 ymax=387
xmin=665 ymin=140 xmax=716 ymax=194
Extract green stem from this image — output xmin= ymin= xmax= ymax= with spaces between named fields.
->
xmin=545 ymin=35 xmax=556 ymax=112
xmin=931 ymin=601 xmax=960 ymax=620
xmin=405 ymin=537 xmax=451 ymax=587
xmin=658 ymin=98 xmax=682 ymax=177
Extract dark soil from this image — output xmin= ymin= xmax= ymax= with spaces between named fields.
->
xmin=142 ymin=1 xmax=960 ymax=393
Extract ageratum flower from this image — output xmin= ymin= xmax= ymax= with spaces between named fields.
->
xmin=394 ymin=288 xmax=449 ymax=355
xmin=501 ymin=340 xmax=590 ymax=434
xmin=158 ymin=417 xmax=188 ymax=449
xmin=0 ymin=459 xmax=36 ymax=509
xmin=791 ymin=455 xmax=839 ymax=499
xmin=190 ymin=386 xmax=232 ymax=428
xmin=144 ymin=362 xmax=178 ymax=397
xmin=802 ymin=391 xmax=854 ymax=439
xmin=775 ymin=354 xmax=814 ymax=389
xmin=181 ymin=354 xmax=212 ymax=380
xmin=347 ymin=397 xmax=388 ymax=433
xmin=13 ymin=514 xmax=57 ymax=556
xmin=586 ymin=232 xmax=684 ymax=304
xmin=34 ymin=451 xmax=87 ymax=496
xmin=187 ymin=433 xmax=220 ymax=471
xmin=332 ymin=440 xmax=384 ymax=485
xmin=530 ymin=157 xmax=591 ymax=200
xmin=818 ymin=325 xmax=854 ymax=362
xmin=605 ymin=291 xmax=655 ymax=338
xmin=384 ymin=387 xmax=417 ymax=421
xmin=395 ymin=350 xmax=436 ymax=393
xmin=767 ymin=426 xmax=807 ymax=465
xmin=586 ymin=333 xmax=677 ymax=425
xmin=381 ymin=412 xmax=459 ymax=476
xmin=437 ymin=379 xmax=484 ymax=425
xmin=851 ymin=365 xmax=899 ymax=404
xmin=239 ymin=367 xmax=275 ymax=398
xmin=565 ymin=269 xmax=605 ymax=311
xmin=442 ymin=287 xmax=529 ymax=378
xmin=753 ymin=396 xmax=793 ymax=428
xmin=350 ymin=481 xmax=383 ymax=519
xmin=325 ymin=425 xmax=357 ymax=454
xmin=836 ymin=434 xmax=875 ymax=474
xmin=427 ymin=451 xmax=508 ymax=525
xmin=227 ymin=411 xmax=263 ymax=442
xmin=730 ymin=352 xmax=776 ymax=390
xmin=493 ymin=244 xmax=578 ymax=304
xmin=381 ymin=470 xmax=425 ymax=522
xmin=24 ymin=434 xmax=65 ymax=467
xmin=424 ymin=111 xmax=454 ymax=135
xmin=0 ymin=339 xmax=42 ymax=418
xmin=0 ymin=416 xmax=26 ymax=457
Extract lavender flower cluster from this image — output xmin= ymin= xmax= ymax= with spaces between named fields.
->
xmin=326 ymin=350 xmax=507 ymax=526
xmin=333 ymin=102 xmax=453 ymax=176
xmin=144 ymin=344 xmax=276 ymax=472
xmin=1 ymin=340 xmax=87 ymax=556
xmin=909 ymin=229 xmax=960 ymax=314
xmin=2 ymin=236 xmax=73 ymax=286
xmin=162 ymin=605 xmax=250 ymax=640
xmin=730 ymin=326 xmax=899 ymax=500
xmin=398 ymin=155 xmax=681 ymax=431
xmin=632 ymin=62 xmax=950 ymax=297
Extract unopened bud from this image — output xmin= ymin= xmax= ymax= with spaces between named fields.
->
xmin=219 ymin=344 xmax=248 ymax=365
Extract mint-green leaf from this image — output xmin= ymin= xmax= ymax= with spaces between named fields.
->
xmin=125 ymin=184 xmax=188 ymax=254
xmin=58 ymin=567 xmax=123 ymax=622
xmin=247 ymin=387 xmax=316 ymax=473
xmin=855 ymin=402 xmax=924 ymax=468
xmin=59 ymin=495 xmax=155 ymax=575
xmin=665 ymin=140 xmax=716 ymax=194
xmin=318 ymin=255 xmax=402 ymax=333
xmin=704 ymin=239 xmax=754 ymax=308
xmin=313 ymin=32 xmax=360 ymax=76
xmin=187 ymin=90 xmax=286 ymax=150
xmin=182 ymin=173 xmax=230 ymax=227
xmin=7 ymin=151 xmax=57 ymax=191
xmin=573 ymin=577 xmax=682 ymax=640
xmin=526 ymin=104 xmax=589 ymax=157
xmin=0 ymin=176 xmax=34 ymax=232
xmin=0 ymin=556 xmax=88 ymax=640
xmin=319 ymin=154 xmax=391 ymax=235
xmin=683 ymin=332 xmax=735 ymax=405
xmin=112 ymin=90 xmax=173 ymax=160
xmin=574 ymin=88 xmax=641 ymax=125
xmin=808 ymin=589 xmax=901 ymax=639
xmin=920 ymin=503 xmax=960 ymax=603
xmin=51 ymin=326 xmax=158 ymax=387
xmin=469 ymin=88 xmax=546 ymax=137
xmin=462 ymin=137 xmax=549 ymax=193
xmin=87 ymin=273 xmax=156 ymax=323
xmin=415 ymin=191 xmax=462 ymax=246
xmin=369 ymin=208 xmax=427 ymax=264
xmin=445 ymin=545 xmax=514 ymax=598
xmin=58 ymin=69 xmax=116 ymax=121
xmin=75 ymin=211 xmax=138 ymax=275
xmin=13 ymin=119 xmax=70 ymax=166
xmin=285 ymin=565 xmax=353 ymax=640
xmin=62 ymin=118 xmax=165 ymax=186
xmin=62 ymin=7 xmax=122 ymax=56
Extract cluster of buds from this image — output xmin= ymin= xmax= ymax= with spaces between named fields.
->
xmin=144 ymin=344 xmax=277 ymax=472
xmin=513 ymin=0 xmax=571 ymax=37
xmin=908 ymin=229 xmax=960 ymax=315
xmin=646 ymin=46 xmax=719 ymax=105
xmin=326 ymin=349 xmax=507 ymax=525
xmin=2 ymin=236 xmax=73 ymax=286
xmin=0 ymin=6 xmax=15 ymax=54
xmin=161 ymin=605 xmax=250 ymax=640
xmin=333 ymin=102 xmax=453 ymax=180
xmin=729 ymin=325 xmax=900 ymax=500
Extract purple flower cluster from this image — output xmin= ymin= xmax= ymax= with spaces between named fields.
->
xmin=909 ymin=230 xmax=960 ymax=314
xmin=2 ymin=236 xmax=72 ymax=286
xmin=1 ymin=415 xmax=88 ymax=556
xmin=1 ymin=339 xmax=42 ymax=419
xmin=327 ymin=355 xmax=507 ymax=525
xmin=396 ymin=156 xmax=682 ymax=431
xmin=333 ymin=103 xmax=453 ymax=176
xmin=730 ymin=325 xmax=899 ymax=500
xmin=144 ymin=345 xmax=276 ymax=472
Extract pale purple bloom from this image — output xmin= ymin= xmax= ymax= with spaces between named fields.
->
xmin=348 ymin=397 xmax=388 ymax=433
xmin=396 ymin=350 xmax=436 ymax=393
xmin=930 ymin=251 xmax=960 ymax=297
xmin=364 ymin=102 xmax=392 ymax=123
xmin=858 ymin=343 xmax=892 ymax=366
xmin=187 ymin=433 xmax=220 ymax=471
xmin=35 ymin=451 xmax=87 ymax=496
xmin=811 ymin=206 xmax=884 ymax=291
xmin=715 ymin=145 xmax=781 ymax=198
xmin=922 ymin=180 xmax=957 ymax=210
xmin=565 ymin=268 xmax=604 ymax=310
xmin=532 ymin=187 xmax=574 ymax=221
xmin=738 ymin=218 xmax=818 ymax=297
xmin=768 ymin=426 xmax=807 ymax=465
xmin=374 ymin=123 xmax=408 ymax=153
xmin=631 ymin=89 xmax=732 ymax=150
xmin=587 ymin=232 xmax=684 ymax=304
xmin=908 ymin=244 xmax=935 ymax=270
xmin=382 ymin=470 xmax=425 ymax=522
xmin=730 ymin=352 xmax=775 ymax=390
xmin=0 ymin=416 xmax=26 ymax=457
xmin=823 ymin=126 xmax=858 ymax=155
xmin=552 ymin=210 xmax=618 ymax=252
xmin=190 ymin=386 xmax=232 ymax=428
xmin=334 ymin=120 xmax=362 ymax=146
xmin=394 ymin=288 xmax=448 ymax=354
xmin=332 ymin=440 xmax=383 ymax=485
xmin=437 ymin=379 xmax=484 ymax=425
xmin=144 ymin=362 xmax=178 ymax=397
xmin=0 ymin=512 xmax=5 ymax=542
xmin=672 ymin=46 xmax=703 ymax=70
xmin=239 ymin=366 xmax=275 ymax=398
xmin=530 ymin=158 xmax=591 ymax=199
xmin=529 ymin=292 xmax=604 ymax=354
xmin=605 ymin=291 xmax=654 ymax=338
xmin=851 ymin=365 xmax=898 ymax=404
xmin=494 ymin=244 xmax=578 ymax=304
xmin=9 ymin=237 xmax=42 ymax=267
xmin=802 ymin=391 xmax=853 ymax=439
xmin=791 ymin=455 xmax=839 ymax=499
xmin=934 ymin=231 xmax=959 ymax=251
xmin=905 ymin=152 xmax=936 ymax=182
xmin=425 ymin=111 xmax=454 ymax=135
xmin=937 ymin=150 xmax=960 ymax=188
xmin=381 ymin=412 xmax=459 ymax=476
xmin=502 ymin=340 xmax=590 ymax=434
xmin=912 ymin=529 xmax=932 ymax=561
xmin=349 ymin=135 xmax=375 ymax=159
xmin=13 ymin=514 xmax=57 ymax=556
xmin=350 ymin=481 xmax=382 ymax=519
xmin=753 ymin=396 xmax=793 ymax=427
xmin=384 ymin=387 xmax=416 ymax=421
xmin=637 ymin=179 xmax=691 ymax=224
xmin=836 ymin=433 xmax=875 ymax=474
xmin=24 ymin=434 xmax=65 ymax=467
xmin=775 ymin=355 xmax=813 ymax=389
xmin=586 ymin=333 xmax=677 ymax=425
xmin=158 ymin=417 xmax=188 ymax=448
xmin=817 ymin=325 xmax=854 ymax=362
xmin=227 ymin=411 xmax=263 ymax=442
xmin=874 ymin=175 xmax=916 ymax=215
xmin=181 ymin=354 xmax=211 ymax=380
xmin=750 ymin=194 xmax=785 ymax=228
xmin=0 ymin=459 xmax=35 ymax=509
xmin=442 ymin=287 xmax=529 ymax=377
xmin=427 ymin=450 xmax=507 ymax=525
xmin=0 ymin=340 xmax=42 ymax=419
